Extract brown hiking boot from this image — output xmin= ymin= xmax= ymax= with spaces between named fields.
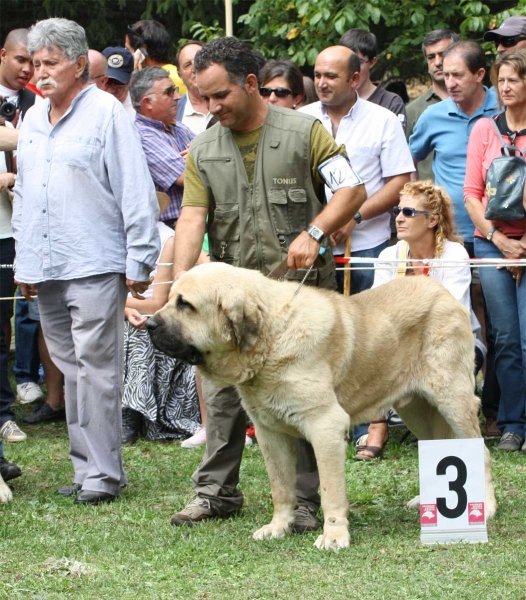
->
xmin=170 ymin=496 xmax=217 ymax=526
xmin=484 ymin=417 xmax=501 ymax=439
xmin=292 ymin=505 xmax=320 ymax=533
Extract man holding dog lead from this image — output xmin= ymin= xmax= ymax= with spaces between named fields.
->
xmin=170 ymin=37 xmax=366 ymax=530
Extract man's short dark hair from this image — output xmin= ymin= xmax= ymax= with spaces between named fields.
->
xmin=193 ymin=37 xmax=261 ymax=86
xmin=442 ymin=40 xmax=486 ymax=74
xmin=175 ymin=40 xmax=205 ymax=69
xmin=421 ymin=29 xmax=460 ymax=57
xmin=339 ymin=29 xmax=377 ymax=61
xmin=127 ymin=20 xmax=172 ymax=63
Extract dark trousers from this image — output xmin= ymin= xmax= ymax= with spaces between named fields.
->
xmin=0 ymin=238 xmax=16 ymax=426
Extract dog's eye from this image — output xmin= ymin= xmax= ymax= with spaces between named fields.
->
xmin=176 ymin=295 xmax=195 ymax=311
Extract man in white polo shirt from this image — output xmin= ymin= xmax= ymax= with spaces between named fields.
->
xmin=300 ymin=44 xmax=414 ymax=456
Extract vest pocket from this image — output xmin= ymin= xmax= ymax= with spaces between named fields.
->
xmin=209 ymin=206 xmax=240 ymax=265
xmin=269 ymin=187 xmax=308 ymax=236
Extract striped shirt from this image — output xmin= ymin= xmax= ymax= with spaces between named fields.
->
xmin=135 ymin=113 xmax=195 ymax=221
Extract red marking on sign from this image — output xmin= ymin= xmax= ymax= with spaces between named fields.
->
xmin=420 ymin=504 xmax=437 ymax=526
xmin=468 ymin=502 xmax=485 ymax=524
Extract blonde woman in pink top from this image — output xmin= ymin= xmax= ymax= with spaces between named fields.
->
xmin=464 ymin=49 xmax=526 ymax=452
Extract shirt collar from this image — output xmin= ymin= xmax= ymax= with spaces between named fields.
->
xmin=423 ymin=87 xmax=442 ymax=102
xmin=319 ymin=91 xmax=362 ymax=121
xmin=135 ymin=111 xmax=174 ymax=133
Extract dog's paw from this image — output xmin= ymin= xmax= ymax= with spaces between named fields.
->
xmin=0 ymin=482 xmax=13 ymax=503
xmin=314 ymin=528 xmax=350 ymax=551
xmin=253 ymin=522 xmax=292 ymax=541
xmin=406 ymin=495 xmax=420 ymax=511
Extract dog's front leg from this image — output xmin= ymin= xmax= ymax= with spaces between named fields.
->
xmin=252 ymin=421 xmax=297 ymax=542
xmin=0 ymin=475 xmax=13 ymax=503
xmin=306 ymin=406 xmax=351 ymax=551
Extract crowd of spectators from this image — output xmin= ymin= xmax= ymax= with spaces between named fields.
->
xmin=0 ymin=14 xmax=525 ymax=531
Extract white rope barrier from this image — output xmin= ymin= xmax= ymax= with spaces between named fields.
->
xmin=1 ymin=257 xmax=524 ymax=300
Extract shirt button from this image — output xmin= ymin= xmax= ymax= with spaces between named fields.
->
xmin=43 ymin=234 xmax=47 ymax=238
xmin=47 ymin=158 xmax=50 ymax=162
xmin=43 ymin=183 xmax=46 ymax=187
xmin=42 ymin=209 xmax=46 ymax=213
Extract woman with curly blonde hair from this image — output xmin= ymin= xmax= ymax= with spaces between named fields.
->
xmin=354 ymin=181 xmax=485 ymax=460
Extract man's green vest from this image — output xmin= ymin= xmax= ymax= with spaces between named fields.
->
xmin=191 ymin=105 xmax=336 ymax=289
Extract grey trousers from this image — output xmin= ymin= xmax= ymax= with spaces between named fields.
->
xmin=192 ymin=379 xmax=321 ymax=516
xmin=37 ymin=273 xmax=128 ymax=495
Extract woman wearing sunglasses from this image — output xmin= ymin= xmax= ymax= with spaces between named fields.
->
xmin=259 ymin=59 xmax=305 ymax=109
xmin=464 ymin=50 xmax=526 ymax=452
xmin=355 ymin=181 xmax=485 ymax=460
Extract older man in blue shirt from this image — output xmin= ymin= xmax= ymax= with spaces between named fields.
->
xmin=409 ymin=41 xmax=499 ymax=250
xmin=131 ymin=67 xmax=195 ymax=229
xmin=12 ymin=18 xmax=160 ymax=504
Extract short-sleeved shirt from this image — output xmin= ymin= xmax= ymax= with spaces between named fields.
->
xmin=135 ymin=113 xmax=195 ymax=221
xmin=300 ymin=97 xmax=414 ymax=253
xmin=368 ymin=83 xmax=407 ymax=133
xmin=182 ymin=119 xmax=346 ymax=209
xmin=409 ymin=87 xmax=499 ymax=243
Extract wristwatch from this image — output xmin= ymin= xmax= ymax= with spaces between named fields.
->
xmin=304 ymin=225 xmax=325 ymax=243
xmin=486 ymin=226 xmax=498 ymax=241
xmin=353 ymin=211 xmax=362 ymax=224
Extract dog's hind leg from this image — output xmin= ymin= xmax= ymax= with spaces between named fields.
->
xmin=0 ymin=474 xmax=13 ymax=503
xmin=303 ymin=401 xmax=351 ymax=551
xmin=252 ymin=421 xmax=297 ymax=541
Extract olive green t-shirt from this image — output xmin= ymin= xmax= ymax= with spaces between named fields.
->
xmin=182 ymin=119 xmax=347 ymax=209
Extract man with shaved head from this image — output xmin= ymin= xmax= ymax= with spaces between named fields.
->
xmin=300 ymin=44 xmax=414 ymax=458
xmin=87 ymin=49 xmax=107 ymax=89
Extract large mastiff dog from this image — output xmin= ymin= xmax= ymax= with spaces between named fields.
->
xmin=147 ymin=262 xmax=496 ymax=550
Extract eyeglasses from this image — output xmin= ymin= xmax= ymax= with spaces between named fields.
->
xmin=162 ymin=85 xmax=179 ymax=97
xmin=105 ymin=78 xmax=128 ymax=88
xmin=495 ymin=35 xmax=526 ymax=48
xmin=393 ymin=206 xmax=430 ymax=218
xmin=259 ymin=87 xmax=293 ymax=98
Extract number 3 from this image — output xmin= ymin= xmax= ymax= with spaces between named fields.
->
xmin=436 ymin=456 xmax=468 ymax=518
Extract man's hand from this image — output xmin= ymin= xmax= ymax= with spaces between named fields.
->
xmin=287 ymin=231 xmax=321 ymax=270
xmin=331 ymin=219 xmax=356 ymax=246
xmin=125 ymin=307 xmax=148 ymax=329
xmin=14 ymin=281 xmax=37 ymax=301
xmin=126 ymin=278 xmax=152 ymax=299
xmin=0 ymin=173 xmax=15 ymax=192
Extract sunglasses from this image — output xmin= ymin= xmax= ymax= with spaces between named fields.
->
xmin=106 ymin=78 xmax=128 ymax=88
xmin=259 ymin=87 xmax=293 ymax=98
xmin=495 ymin=35 xmax=526 ymax=48
xmin=162 ymin=85 xmax=179 ymax=97
xmin=393 ymin=206 xmax=430 ymax=218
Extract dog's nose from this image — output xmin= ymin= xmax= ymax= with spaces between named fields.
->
xmin=145 ymin=318 xmax=159 ymax=331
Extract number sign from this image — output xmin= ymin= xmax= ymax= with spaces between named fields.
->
xmin=418 ymin=439 xmax=488 ymax=544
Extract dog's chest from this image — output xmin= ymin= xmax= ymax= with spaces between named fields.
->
xmin=238 ymin=388 xmax=304 ymax=436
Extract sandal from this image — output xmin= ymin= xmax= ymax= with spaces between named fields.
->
xmin=354 ymin=419 xmax=388 ymax=461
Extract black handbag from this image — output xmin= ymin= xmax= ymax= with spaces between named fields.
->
xmin=484 ymin=118 xmax=526 ymax=222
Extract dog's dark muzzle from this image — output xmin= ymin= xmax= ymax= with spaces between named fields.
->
xmin=146 ymin=317 xmax=205 ymax=365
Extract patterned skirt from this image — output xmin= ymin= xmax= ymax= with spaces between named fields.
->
xmin=122 ymin=321 xmax=202 ymax=440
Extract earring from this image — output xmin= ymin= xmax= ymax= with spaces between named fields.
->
xmin=293 ymin=104 xmax=296 ymax=109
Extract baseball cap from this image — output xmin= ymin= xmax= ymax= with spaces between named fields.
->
xmin=102 ymin=47 xmax=134 ymax=84
xmin=484 ymin=16 xmax=526 ymax=41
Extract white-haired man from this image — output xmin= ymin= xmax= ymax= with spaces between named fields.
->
xmin=12 ymin=18 xmax=160 ymax=505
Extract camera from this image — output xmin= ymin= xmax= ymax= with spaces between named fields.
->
xmin=0 ymin=97 xmax=17 ymax=121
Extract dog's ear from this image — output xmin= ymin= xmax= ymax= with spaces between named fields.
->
xmin=218 ymin=292 xmax=262 ymax=352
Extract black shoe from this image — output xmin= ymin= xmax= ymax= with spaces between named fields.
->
xmin=121 ymin=407 xmax=141 ymax=445
xmin=57 ymin=482 xmax=82 ymax=497
xmin=0 ymin=457 xmax=22 ymax=482
xmin=23 ymin=402 xmax=66 ymax=425
xmin=74 ymin=490 xmax=116 ymax=505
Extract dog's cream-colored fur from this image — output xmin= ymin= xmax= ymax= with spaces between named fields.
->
xmin=151 ymin=262 xmax=497 ymax=550
xmin=0 ymin=473 xmax=13 ymax=503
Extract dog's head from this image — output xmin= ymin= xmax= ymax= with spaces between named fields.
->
xmin=147 ymin=263 xmax=265 ymax=377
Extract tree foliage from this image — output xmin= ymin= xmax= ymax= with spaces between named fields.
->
xmin=236 ymin=0 xmax=526 ymax=80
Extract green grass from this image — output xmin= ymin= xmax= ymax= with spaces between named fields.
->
xmin=2 ymin=398 xmax=526 ymax=600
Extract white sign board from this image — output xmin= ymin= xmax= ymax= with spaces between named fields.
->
xmin=418 ymin=438 xmax=488 ymax=544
